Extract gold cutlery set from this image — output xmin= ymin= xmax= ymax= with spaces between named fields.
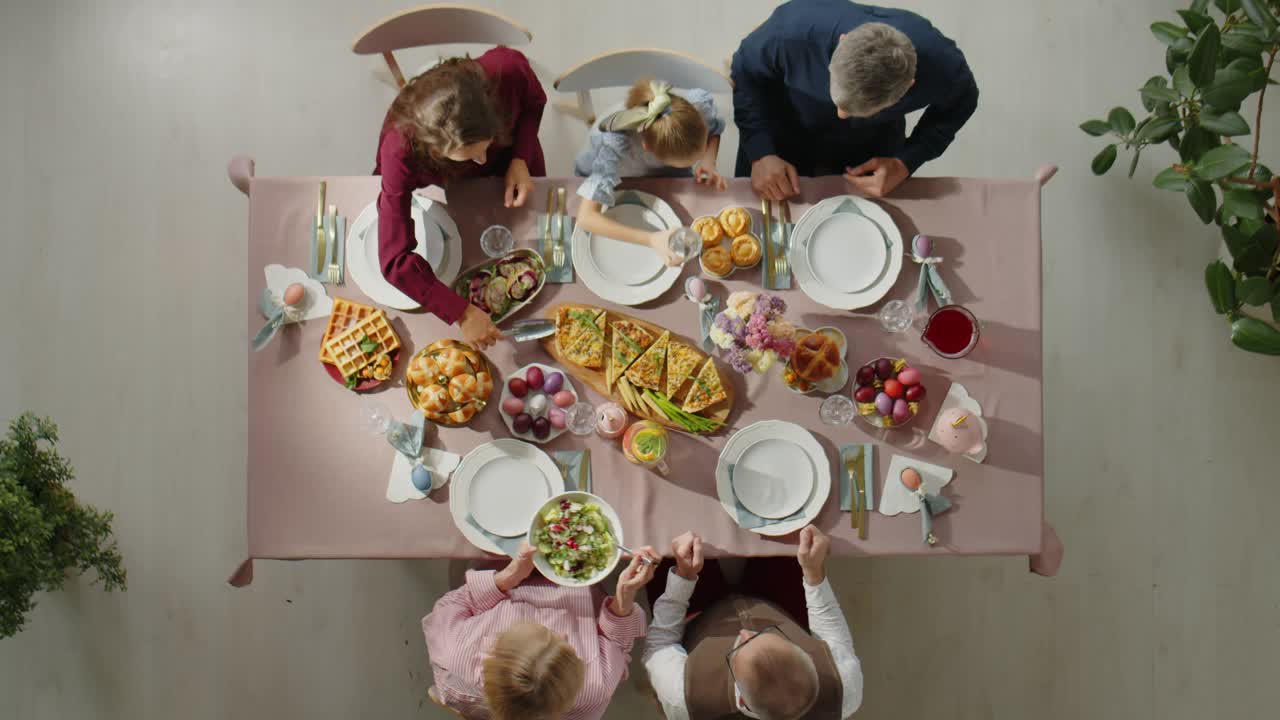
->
xmin=544 ymin=186 xmax=568 ymax=273
xmin=314 ymin=181 xmax=345 ymax=286
xmin=760 ymin=198 xmax=792 ymax=289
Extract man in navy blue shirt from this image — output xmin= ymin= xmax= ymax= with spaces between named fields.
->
xmin=731 ymin=0 xmax=978 ymax=199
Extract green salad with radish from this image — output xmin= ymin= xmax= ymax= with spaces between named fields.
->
xmin=534 ymin=500 xmax=616 ymax=581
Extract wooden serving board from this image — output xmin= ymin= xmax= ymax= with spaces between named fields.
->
xmin=540 ymin=303 xmax=734 ymax=434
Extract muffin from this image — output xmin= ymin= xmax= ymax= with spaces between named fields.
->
xmin=718 ymin=207 xmax=751 ymax=236
xmin=730 ymin=234 xmax=762 ymax=268
xmin=692 ymin=216 xmax=725 ymax=249
xmin=700 ymin=245 xmax=733 ymax=278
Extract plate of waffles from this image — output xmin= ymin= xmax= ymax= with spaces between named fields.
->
xmin=318 ymin=297 xmax=403 ymax=391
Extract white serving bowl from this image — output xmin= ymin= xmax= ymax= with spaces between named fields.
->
xmin=528 ymin=491 xmax=624 ymax=587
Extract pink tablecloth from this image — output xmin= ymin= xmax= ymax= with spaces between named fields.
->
xmin=233 ymin=175 xmax=1047 ymax=586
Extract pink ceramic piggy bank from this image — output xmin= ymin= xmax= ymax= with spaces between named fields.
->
xmin=932 ymin=407 xmax=986 ymax=457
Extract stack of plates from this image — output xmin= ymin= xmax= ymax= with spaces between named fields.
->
xmin=346 ymin=194 xmax=463 ymax=310
xmin=715 ymin=421 xmax=831 ymax=536
xmin=788 ymin=196 xmax=903 ymax=310
xmin=449 ymin=439 xmax=565 ymax=554
xmin=571 ymin=190 xmax=683 ymax=306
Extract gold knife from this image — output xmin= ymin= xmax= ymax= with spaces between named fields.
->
xmin=854 ymin=453 xmax=868 ymax=540
xmin=544 ymin=186 xmax=555 ymax=260
xmin=316 ymin=181 xmax=327 ymax=276
xmin=556 ymin=187 xmax=567 ymax=268
xmin=760 ymin=198 xmax=773 ymax=288
xmin=580 ymin=448 xmax=591 ymax=494
xmin=844 ymin=453 xmax=861 ymax=530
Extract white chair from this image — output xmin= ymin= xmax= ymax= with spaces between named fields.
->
xmin=554 ymin=48 xmax=732 ymax=126
xmin=352 ymin=4 xmax=532 ymax=88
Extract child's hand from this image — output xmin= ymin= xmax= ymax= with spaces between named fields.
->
xmin=647 ymin=228 xmax=684 ymax=267
xmin=695 ymin=163 xmax=728 ymax=191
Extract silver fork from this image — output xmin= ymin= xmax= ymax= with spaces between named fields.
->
xmin=553 ymin=187 xmax=567 ymax=270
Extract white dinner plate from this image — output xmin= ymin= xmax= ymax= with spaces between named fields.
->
xmin=588 ymin=204 xmax=666 ymax=286
xmin=571 ymin=190 xmax=683 ymax=306
xmin=346 ymin=195 xmax=462 ymax=310
xmin=806 ymin=212 xmax=888 ymax=293
xmin=449 ymin=439 xmax=565 ymax=553
xmin=731 ymin=438 xmax=815 ymax=518
xmin=715 ymin=421 xmax=831 ymax=536
xmin=789 ymin=196 xmax=903 ymax=310
xmin=468 ymin=457 xmax=552 ymax=536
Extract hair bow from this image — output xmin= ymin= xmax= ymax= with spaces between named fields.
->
xmin=597 ymin=81 xmax=674 ymax=133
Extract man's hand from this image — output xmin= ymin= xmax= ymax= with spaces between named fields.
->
xmin=671 ymin=531 xmax=704 ymax=581
xmin=844 ymin=157 xmax=909 ymax=198
xmin=459 ymin=304 xmax=502 ymax=350
xmin=613 ymin=546 xmax=659 ymax=616
xmin=796 ymin=525 xmax=830 ymax=586
xmin=494 ymin=542 xmax=537 ymax=593
xmin=504 ymin=158 xmax=533 ymax=208
xmin=750 ymin=155 xmax=800 ymax=201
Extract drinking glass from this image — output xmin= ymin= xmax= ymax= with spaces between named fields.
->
xmin=667 ymin=227 xmax=702 ymax=265
xmin=479 ymin=225 xmax=515 ymax=258
xmin=819 ymin=394 xmax=855 ymax=426
xmin=622 ymin=420 xmax=669 ymax=475
xmin=850 ymin=299 xmax=914 ymax=334
xmin=563 ymin=402 xmax=597 ymax=436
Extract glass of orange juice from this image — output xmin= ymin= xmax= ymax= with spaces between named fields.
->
xmin=622 ymin=420 xmax=669 ymax=475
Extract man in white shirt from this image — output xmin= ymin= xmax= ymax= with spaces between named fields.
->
xmin=642 ymin=526 xmax=864 ymax=720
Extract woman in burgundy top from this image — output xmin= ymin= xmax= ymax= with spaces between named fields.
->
xmin=375 ymin=47 xmax=547 ymax=349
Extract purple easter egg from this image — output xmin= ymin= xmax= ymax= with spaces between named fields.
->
xmin=874 ymin=392 xmax=894 ymax=417
xmin=892 ymin=398 xmax=912 ymax=424
xmin=913 ymin=234 xmax=932 ymax=258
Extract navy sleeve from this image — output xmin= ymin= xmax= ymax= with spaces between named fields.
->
xmin=895 ymin=52 xmax=979 ymax=173
xmin=731 ymin=30 xmax=783 ymax=164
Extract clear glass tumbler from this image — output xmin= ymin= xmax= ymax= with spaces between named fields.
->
xmin=479 ymin=225 xmax=515 ymax=258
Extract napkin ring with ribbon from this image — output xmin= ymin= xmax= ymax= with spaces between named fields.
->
xmin=899 ymin=467 xmax=953 ymax=546
xmin=910 ymin=234 xmax=953 ymax=314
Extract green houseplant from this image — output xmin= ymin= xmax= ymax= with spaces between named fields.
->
xmin=1082 ymin=0 xmax=1280 ymax=355
xmin=0 ymin=413 xmax=125 ymax=638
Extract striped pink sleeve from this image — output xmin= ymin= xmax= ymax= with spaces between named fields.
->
xmin=597 ymin=597 xmax=648 ymax=654
xmin=422 ymin=571 xmax=506 ymax=661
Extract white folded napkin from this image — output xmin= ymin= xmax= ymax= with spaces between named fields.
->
xmin=878 ymin=455 xmax=954 ymax=516
xmin=385 ymin=447 xmax=461 ymax=503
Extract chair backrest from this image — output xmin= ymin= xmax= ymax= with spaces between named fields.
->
xmin=555 ymin=48 xmax=732 ymax=94
xmin=352 ymin=4 xmax=531 ymax=54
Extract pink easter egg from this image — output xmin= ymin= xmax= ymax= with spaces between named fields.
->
xmin=283 ymin=283 xmax=305 ymax=306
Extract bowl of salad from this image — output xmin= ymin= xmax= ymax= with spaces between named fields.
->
xmin=528 ymin=492 xmax=624 ymax=587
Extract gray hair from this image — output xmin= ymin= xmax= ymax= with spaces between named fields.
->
xmin=829 ymin=22 xmax=917 ymax=117
xmin=737 ymin=640 xmax=820 ymax=720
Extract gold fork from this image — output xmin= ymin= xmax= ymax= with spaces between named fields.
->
xmin=544 ymin=186 xmax=555 ymax=261
xmin=761 ymin=197 xmax=773 ymax=288
xmin=326 ymin=204 xmax=341 ymax=285
xmin=553 ymin=187 xmax=567 ymax=270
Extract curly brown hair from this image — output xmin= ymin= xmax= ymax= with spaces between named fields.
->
xmin=387 ymin=57 xmax=510 ymax=176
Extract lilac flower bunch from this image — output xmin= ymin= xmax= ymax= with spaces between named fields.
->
xmin=708 ymin=292 xmax=796 ymax=375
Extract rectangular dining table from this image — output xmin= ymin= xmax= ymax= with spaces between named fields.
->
xmin=231 ymin=173 xmax=1050 ymax=587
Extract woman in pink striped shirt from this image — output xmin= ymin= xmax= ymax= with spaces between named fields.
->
xmin=423 ymin=544 xmax=658 ymax=719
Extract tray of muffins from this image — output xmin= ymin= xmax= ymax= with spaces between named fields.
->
xmin=692 ymin=206 xmax=763 ymax=280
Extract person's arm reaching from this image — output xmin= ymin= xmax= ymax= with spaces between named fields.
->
xmin=574 ymin=135 xmax=682 ymax=264
xmin=641 ymin=532 xmax=704 ymax=720
xmin=796 ymin=525 xmax=863 ymax=718
xmin=894 ymin=54 xmax=979 ymax=174
xmin=376 ymin=130 xmax=469 ymax=324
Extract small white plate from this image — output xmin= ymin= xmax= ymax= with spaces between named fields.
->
xmin=346 ymin=196 xmax=462 ymax=310
xmin=449 ymin=440 xmax=565 ymax=553
xmin=588 ymin=204 xmax=666 ymax=286
xmin=731 ymin=438 xmax=815 ymax=518
xmin=806 ymin=212 xmax=887 ymax=293
xmin=468 ymin=456 xmax=552 ymax=536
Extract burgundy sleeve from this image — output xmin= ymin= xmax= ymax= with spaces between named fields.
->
xmin=376 ymin=129 xmax=470 ymax=324
xmin=500 ymin=49 xmax=547 ymax=173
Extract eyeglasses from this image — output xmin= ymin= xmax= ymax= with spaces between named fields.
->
xmin=725 ymin=625 xmax=791 ymax=712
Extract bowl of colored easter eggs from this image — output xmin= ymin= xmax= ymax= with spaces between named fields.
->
xmin=499 ymin=363 xmax=580 ymax=443
xmin=852 ymin=357 xmax=926 ymax=429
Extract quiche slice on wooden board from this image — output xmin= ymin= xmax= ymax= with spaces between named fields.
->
xmin=681 ymin=356 xmax=728 ymax=413
xmin=607 ymin=320 xmax=656 ymax=391
xmin=664 ymin=340 xmax=703 ymax=399
xmin=625 ymin=331 xmax=670 ymax=391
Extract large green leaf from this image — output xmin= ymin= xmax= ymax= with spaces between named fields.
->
xmin=1191 ymin=0 xmax=1209 ymax=11
xmin=1137 ymin=116 xmax=1182 ymax=143
xmin=1240 ymin=0 xmax=1278 ymax=38
xmin=1215 ymin=0 xmax=1241 ymax=13
xmin=1230 ymin=316 xmax=1280 ymax=355
xmin=1107 ymin=106 xmax=1136 ymax=135
xmin=1199 ymin=110 xmax=1251 ymax=136
xmin=1151 ymin=21 xmax=1190 ymax=45
xmin=1202 ymin=68 xmax=1255 ymax=111
xmin=1205 ymin=259 xmax=1236 ymax=313
xmin=1153 ymin=166 xmax=1191 ymax=191
xmin=1141 ymin=77 xmax=1180 ymax=110
xmin=1188 ymin=23 xmax=1222 ymax=87
xmin=1091 ymin=144 xmax=1118 ymax=175
xmin=1179 ymin=9 xmax=1215 ymax=34
xmin=1187 ymin=177 xmax=1218 ymax=222
xmin=1173 ymin=65 xmax=1196 ymax=98
xmin=1222 ymin=187 xmax=1267 ymax=221
xmin=1080 ymin=119 xmax=1111 ymax=136
xmin=1227 ymin=223 xmax=1280 ymax=275
xmin=1238 ymin=276 xmax=1274 ymax=305
xmin=1195 ymin=143 xmax=1252 ymax=179
xmin=1222 ymin=29 xmax=1268 ymax=56
xmin=1179 ymin=124 xmax=1221 ymax=162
